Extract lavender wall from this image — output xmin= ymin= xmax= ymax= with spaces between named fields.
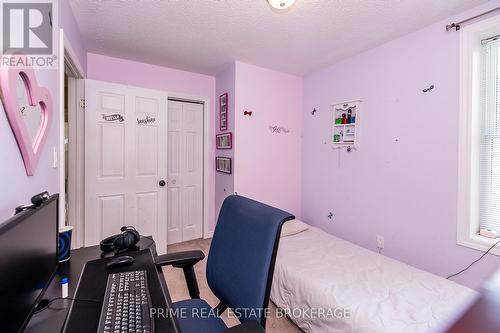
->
xmin=0 ymin=1 xmax=85 ymax=223
xmin=60 ymin=0 xmax=87 ymax=74
xmin=86 ymin=53 xmax=217 ymax=229
xmin=0 ymin=69 xmax=60 ymax=222
xmin=215 ymin=63 xmax=236 ymax=216
xmin=302 ymin=1 xmax=500 ymax=289
xmin=234 ymin=62 xmax=302 ymax=216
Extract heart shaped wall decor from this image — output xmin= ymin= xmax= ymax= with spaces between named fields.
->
xmin=0 ymin=64 xmax=53 ymax=176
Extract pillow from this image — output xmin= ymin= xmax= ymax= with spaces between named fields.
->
xmin=280 ymin=219 xmax=310 ymax=237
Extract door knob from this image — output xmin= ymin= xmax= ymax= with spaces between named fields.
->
xmin=159 ymin=180 xmax=166 ymax=187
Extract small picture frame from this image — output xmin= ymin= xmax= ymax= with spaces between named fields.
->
xmin=216 ymin=132 xmax=232 ymax=149
xmin=216 ymin=157 xmax=232 ymax=174
xmin=220 ymin=93 xmax=228 ymax=131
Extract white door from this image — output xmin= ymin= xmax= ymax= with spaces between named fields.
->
xmin=85 ymin=80 xmax=168 ymax=253
xmin=167 ymin=100 xmax=204 ymax=244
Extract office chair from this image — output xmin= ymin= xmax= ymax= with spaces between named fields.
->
xmin=155 ymin=195 xmax=294 ymax=333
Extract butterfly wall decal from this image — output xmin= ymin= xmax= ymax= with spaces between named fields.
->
xmin=422 ymin=84 xmax=434 ymax=93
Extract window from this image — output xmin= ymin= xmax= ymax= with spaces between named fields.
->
xmin=458 ymin=16 xmax=500 ymax=255
xmin=478 ymin=39 xmax=500 ymax=234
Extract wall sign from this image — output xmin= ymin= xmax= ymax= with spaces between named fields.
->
xmin=102 ymin=114 xmax=124 ymax=122
xmin=137 ymin=115 xmax=156 ymax=125
xmin=269 ymin=125 xmax=290 ymax=134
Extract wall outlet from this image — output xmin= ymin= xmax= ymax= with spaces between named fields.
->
xmin=376 ymin=235 xmax=384 ymax=250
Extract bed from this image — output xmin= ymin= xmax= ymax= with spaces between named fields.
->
xmin=271 ymin=221 xmax=478 ymax=333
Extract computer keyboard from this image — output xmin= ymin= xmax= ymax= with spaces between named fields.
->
xmin=97 ymin=270 xmax=154 ymax=333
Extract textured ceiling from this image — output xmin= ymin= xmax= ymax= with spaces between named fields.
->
xmin=69 ymin=0 xmax=487 ymax=76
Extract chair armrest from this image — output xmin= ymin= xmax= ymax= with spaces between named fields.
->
xmin=220 ymin=322 xmax=265 ymax=333
xmin=155 ymin=250 xmax=205 ymax=268
xmin=155 ymin=250 xmax=205 ymax=299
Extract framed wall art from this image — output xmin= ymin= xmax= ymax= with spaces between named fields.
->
xmin=216 ymin=132 xmax=232 ymax=149
xmin=219 ymin=93 xmax=228 ymax=131
xmin=216 ymin=156 xmax=232 ymax=174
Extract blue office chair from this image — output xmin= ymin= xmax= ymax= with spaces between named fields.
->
xmin=155 ymin=195 xmax=294 ymax=333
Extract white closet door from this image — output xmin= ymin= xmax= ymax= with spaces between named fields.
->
xmin=85 ymin=80 xmax=168 ymax=253
xmin=167 ymin=100 xmax=204 ymax=244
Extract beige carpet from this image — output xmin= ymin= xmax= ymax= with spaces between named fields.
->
xmin=162 ymin=238 xmax=302 ymax=332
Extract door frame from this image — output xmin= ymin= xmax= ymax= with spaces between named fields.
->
xmin=60 ymin=30 xmax=86 ymax=248
xmin=167 ymin=93 xmax=213 ymax=241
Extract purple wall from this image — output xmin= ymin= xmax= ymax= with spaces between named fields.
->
xmin=215 ymin=63 xmax=236 ymax=217
xmin=301 ymin=1 xmax=500 ymax=289
xmin=86 ymin=53 xmax=217 ymax=229
xmin=0 ymin=0 xmax=85 ymax=223
xmin=60 ymin=0 xmax=87 ymax=74
xmin=214 ymin=61 xmax=303 ymax=218
xmin=0 ymin=69 xmax=60 ymax=222
xmin=234 ymin=62 xmax=302 ymax=216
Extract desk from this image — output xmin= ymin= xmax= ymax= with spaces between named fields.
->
xmin=445 ymin=269 xmax=500 ymax=333
xmin=25 ymin=238 xmax=178 ymax=333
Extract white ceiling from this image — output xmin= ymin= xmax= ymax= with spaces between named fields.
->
xmin=69 ymin=0 xmax=487 ymax=76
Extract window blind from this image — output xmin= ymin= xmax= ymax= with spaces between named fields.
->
xmin=479 ymin=40 xmax=500 ymax=232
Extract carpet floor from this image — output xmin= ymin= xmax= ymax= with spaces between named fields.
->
xmin=162 ymin=238 xmax=302 ymax=332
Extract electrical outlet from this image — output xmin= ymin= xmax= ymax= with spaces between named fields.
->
xmin=377 ymin=235 xmax=384 ymax=250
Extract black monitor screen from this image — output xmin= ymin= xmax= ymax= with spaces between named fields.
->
xmin=0 ymin=195 xmax=59 ymax=333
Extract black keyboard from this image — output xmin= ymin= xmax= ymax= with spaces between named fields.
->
xmin=97 ymin=270 xmax=154 ymax=333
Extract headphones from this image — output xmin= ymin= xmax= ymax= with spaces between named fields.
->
xmin=15 ymin=191 xmax=50 ymax=214
xmin=100 ymin=226 xmax=140 ymax=254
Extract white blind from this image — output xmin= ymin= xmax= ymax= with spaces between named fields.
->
xmin=479 ymin=40 xmax=500 ymax=232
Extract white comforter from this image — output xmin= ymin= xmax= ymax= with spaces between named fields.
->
xmin=271 ymin=227 xmax=478 ymax=333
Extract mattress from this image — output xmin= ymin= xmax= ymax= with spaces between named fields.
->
xmin=271 ymin=226 xmax=478 ymax=333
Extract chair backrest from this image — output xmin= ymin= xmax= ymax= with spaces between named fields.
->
xmin=206 ymin=195 xmax=294 ymax=327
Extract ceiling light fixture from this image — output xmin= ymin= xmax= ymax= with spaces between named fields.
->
xmin=267 ymin=0 xmax=296 ymax=10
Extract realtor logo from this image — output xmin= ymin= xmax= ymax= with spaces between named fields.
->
xmin=2 ymin=2 xmax=53 ymax=54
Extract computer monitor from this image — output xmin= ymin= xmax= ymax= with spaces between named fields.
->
xmin=0 ymin=194 xmax=59 ymax=333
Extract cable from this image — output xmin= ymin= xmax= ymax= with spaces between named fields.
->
xmin=33 ymin=297 xmax=101 ymax=313
xmin=446 ymin=239 xmax=500 ymax=279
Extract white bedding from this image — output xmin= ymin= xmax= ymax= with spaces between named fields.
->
xmin=271 ymin=226 xmax=478 ymax=333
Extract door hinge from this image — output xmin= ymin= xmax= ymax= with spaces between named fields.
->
xmin=79 ymin=99 xmax=86 ymax=109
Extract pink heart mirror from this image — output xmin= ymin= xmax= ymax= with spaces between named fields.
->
xmin=0 ymin=64 xmax=53 ymax=176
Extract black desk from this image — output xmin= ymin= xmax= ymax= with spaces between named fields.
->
xmin=25 ymin=238 xmax=178 ymax=333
